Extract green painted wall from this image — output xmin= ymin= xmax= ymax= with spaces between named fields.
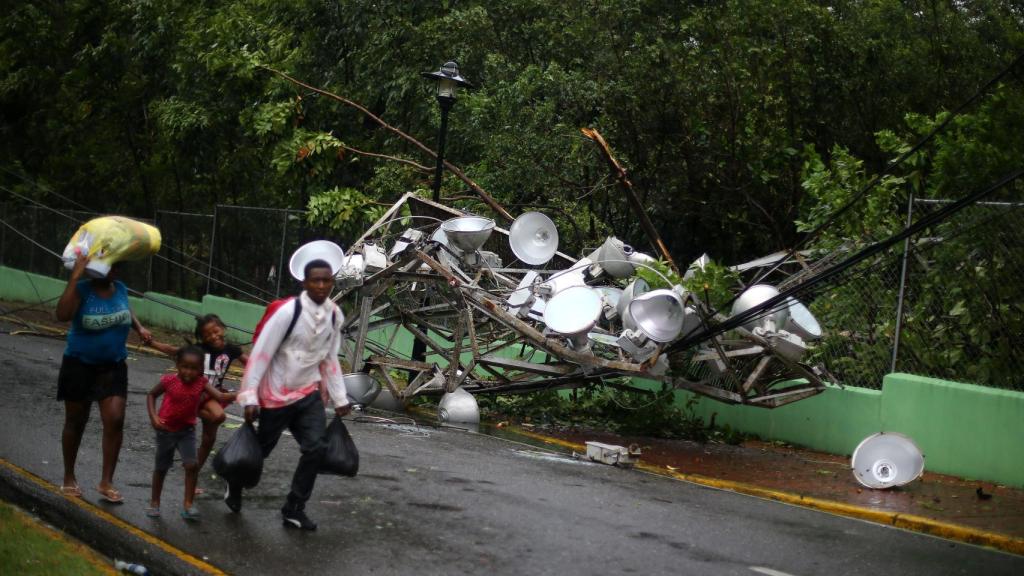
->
xmin=0 ymin=266 xmax=66 ymax=305
xmin=200 ymin=295 xmax=263 ymax=345
xmin=684 ymin=384 xmax=884 ymax=457
xmin=880 ymin=373 xmax=1024 ymax=487
xmin=1 ymin=265 xmax=1022 ymax=486
xmin=132 ymin=292 xmax=202 ymax=334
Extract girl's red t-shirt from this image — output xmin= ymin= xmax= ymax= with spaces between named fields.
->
xmin=157 ymin=373 xmax=208 ymax=432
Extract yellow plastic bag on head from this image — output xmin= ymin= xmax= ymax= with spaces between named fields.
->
xmin=62 ymin=216 xmax=162 ymax=278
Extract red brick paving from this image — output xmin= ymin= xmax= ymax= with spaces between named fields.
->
xmin=544 ymin=428 xmax=1024 ymax=538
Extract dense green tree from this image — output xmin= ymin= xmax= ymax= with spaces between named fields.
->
xmin=2 ymin=0 xmax=1021 ymax=265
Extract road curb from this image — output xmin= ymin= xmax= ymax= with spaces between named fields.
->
xmin=0 ymin=458 xmax=226 ymax=576
xmin=513 ymin=429 xmax=1024 ymax=557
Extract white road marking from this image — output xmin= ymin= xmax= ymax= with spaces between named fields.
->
xmin=750 ymin=567 xmax=799 ymax=576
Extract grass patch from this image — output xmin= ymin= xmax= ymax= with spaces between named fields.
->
xmin=0 ymin=500 xmax=115 ymax=575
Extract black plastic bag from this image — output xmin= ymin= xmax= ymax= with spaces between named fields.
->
xmin=213 ymin=422 xmax=264 ymax=488
xmin=320 ymin=416 xmax=359 ymax=477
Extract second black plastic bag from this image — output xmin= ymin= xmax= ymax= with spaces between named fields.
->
xmin=320 ymin=416 xmax=359 ymax=477
xmin=212 ymin=422 xmax=264 ymax=488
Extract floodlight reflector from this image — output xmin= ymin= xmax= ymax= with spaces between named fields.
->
xmin=851 ymin=432 xmax=924 ymax=489
xmin=731 ymin=284 xmax=790 ymax=332
xmin=509 ymin=212 xmax=559 ymax=265
xmin=441 ymin=216 xmax=495 ymax=252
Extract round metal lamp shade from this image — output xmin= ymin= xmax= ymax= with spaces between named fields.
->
xmin=438 ymin=387 xmax=480 ymax=424
xmin=441 ymin=216 xmax=496 ymax=252
xmin=370 ymin=387 xmax=404 ymax=412
xmin=784 ymin=297 xmax=822 ymax=340
xmin=509 ymin=212 xmax=559 ymax=265
xmin=627 ymin=289 xmax=687 ymax=343
xmin=342 ymin=373 xmax=382 ymax=407
xmin=594 ymin=236 xmax=636 ymax=278
xmin=289 ymin=240 xmax=346 ymax=281
xmin=430 ymin=226 xmax=462 ymax=268
xmin=543 ymin=286 xmax=602 ymax=336
xmin=730 ymin=284 xmax=790 ymax=332
xmin=851 ymin=432 xmax=924 ymax=489
xmin=616 ymin=278 xmax=650 ymax=320
xmin=595 ymin=286 xmax=623 ymax=320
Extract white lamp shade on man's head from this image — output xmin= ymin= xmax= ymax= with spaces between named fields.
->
xmin=289 ymin=240 xmax=346 ymax=281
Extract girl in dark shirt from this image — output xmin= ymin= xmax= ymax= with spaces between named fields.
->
xmin=148 ymin=314 xmax=248 ymax=489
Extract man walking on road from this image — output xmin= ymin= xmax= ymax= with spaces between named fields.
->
xmin=230 ymin=258 xmax=350 ymax=530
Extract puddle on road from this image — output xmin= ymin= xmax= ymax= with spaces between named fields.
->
xmin=359 ymin=409 xmax=593 ymax=467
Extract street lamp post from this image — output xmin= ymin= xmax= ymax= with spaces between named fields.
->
xmin=422 ymin=61 xmax=472 ymax=202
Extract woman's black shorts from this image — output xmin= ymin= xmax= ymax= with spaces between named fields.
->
xmin=57 ymin=355 xmax=128 ymax=402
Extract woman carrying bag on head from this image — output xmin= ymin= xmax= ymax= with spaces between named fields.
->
xmin=56 ymin=254 xmax=152 ymax=503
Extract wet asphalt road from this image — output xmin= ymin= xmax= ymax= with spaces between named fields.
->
xmin=1 ymin=330 xmax=1022 ymax=576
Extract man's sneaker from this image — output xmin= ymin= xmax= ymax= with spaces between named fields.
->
xmin=223 ymin=482 xmax=242 ymax=513
xmin=281 ymin=507 xmax=317 ymax=531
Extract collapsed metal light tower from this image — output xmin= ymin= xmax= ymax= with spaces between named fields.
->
xmin=334 ymin=193 xmax=827 ymax=418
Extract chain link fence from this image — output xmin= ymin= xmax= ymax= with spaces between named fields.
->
xmin=202 ymin=205 xmax=331 ymax=303
xmin=889 ymin=197 xmax=1024 ymax=389
xmin=780 ymin=191 xmax=1024 ymax=391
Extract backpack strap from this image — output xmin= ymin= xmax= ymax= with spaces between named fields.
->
xmin=282 ymin=298 xmax=302 ymax=342
xmin=281 ymin=299 xmax=340 ymax=342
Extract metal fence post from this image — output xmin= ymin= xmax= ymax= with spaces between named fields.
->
xmin=890 ymin=191 xmax=914 ymax=374
xmin=276 ymin=211 xmax=288 ymax=298
xmin=205 ymin=205 xmax=218 ymax=296
xmin=148 ymin=209 xmax=157 ymax=292
xmin=28 ymin=206 xmax=36 ymax=273
xmin=0 ymin=203 xmax=6 ymax=267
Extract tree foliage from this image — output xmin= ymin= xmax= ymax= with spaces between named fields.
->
xmin=798 ymin=83 xmax=1024 ymax=387
xmin=3 ymin=0 xmax=1021 ymax=265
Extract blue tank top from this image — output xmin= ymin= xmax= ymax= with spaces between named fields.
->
xmin=64 ymin=280 xmax=132 ymax=364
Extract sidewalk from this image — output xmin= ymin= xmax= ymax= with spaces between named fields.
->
xmin=524 ymin=426 xmax=1024 ymax=554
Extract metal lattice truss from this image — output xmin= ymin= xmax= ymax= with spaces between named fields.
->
xmin=335 ymin=193 xmax=826 ymax=409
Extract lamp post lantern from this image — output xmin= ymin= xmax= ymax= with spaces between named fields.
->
xmin=422 ymin=61 xmax=472 ymax=202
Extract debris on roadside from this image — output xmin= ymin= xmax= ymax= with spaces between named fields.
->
xmin=581 ymin=441 xmax=642 ymax=468
xmin=114 ymin=559 xmax=150 ymax=575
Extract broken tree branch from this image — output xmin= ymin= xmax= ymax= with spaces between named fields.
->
xmin=261 ymin=65 xmax=513 ymax=222
xmin=342 ymin=145 xmax=432 ymax=172
xmin=580 ymin=127 xmax=680 ymax=274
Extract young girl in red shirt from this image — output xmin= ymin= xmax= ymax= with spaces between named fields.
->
xmin=146 ymin=346 xmax=236 ymax=520
xmin=148 ymin=314 xmax=249 ymax=485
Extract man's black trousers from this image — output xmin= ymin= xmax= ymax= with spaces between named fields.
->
xmin=256 ymin=392 xmax=327 ymax=511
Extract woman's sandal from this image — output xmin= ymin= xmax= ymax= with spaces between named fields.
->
xmin=96 ymin=486 xmax=124 ymax=504
xmin=180 ymin=507 xmax=201 ymax=522
xmin=145 ymin=507 xmax=161 ymax=518
xmin=60 ymin=484 xmax=83 ymax=498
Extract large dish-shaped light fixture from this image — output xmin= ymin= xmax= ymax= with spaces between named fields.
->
xmin=730 ymin=284 xmax=790 ymax=332
xmin=509 ymin=212 xmax=559 ymax=265
xmin=626 ymin=289 xmax=688 ymax=343
xmin=441 ymin=216 xmax=495 ymax=253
